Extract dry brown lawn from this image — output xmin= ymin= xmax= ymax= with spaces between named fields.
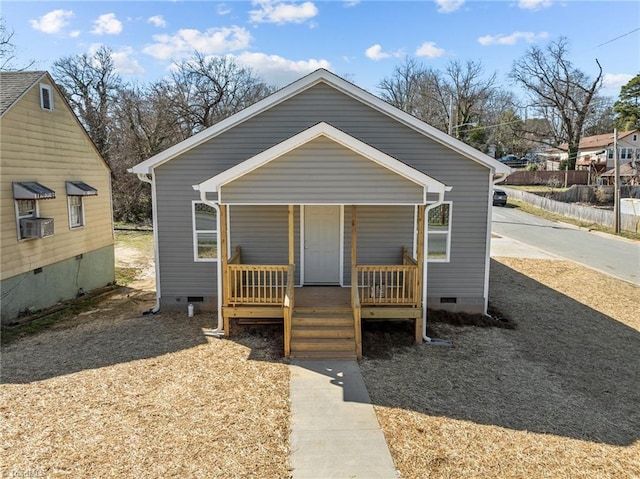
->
xmin=361 ymin=258 xmax=640 ymax=479
xmin=3 ymin=230 xmax=639 ymax=479
xmin=1 ymin=289 xmax=290 ymax=479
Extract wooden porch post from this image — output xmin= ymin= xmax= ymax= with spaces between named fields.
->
xmin=415 ymin=204 xmax=425 ymax=344
xmin=288 ymin=205 xmax=294 ymax=266
xmin=351 ymin=206 xmax=362 ymax=359
xmin=219 ymin=203 xmax=230 ymax=336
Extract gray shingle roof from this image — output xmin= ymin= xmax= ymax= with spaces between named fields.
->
xmin=0 ymin=71 xmax=47 ymax=116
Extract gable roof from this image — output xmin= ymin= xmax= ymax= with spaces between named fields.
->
xmin=131 ymin=69 xmax=511 ymax=175
xmin=196 ymin=122 xmax=450 ymax=202
xmin=0 ymin=71 xmax=47 ymax=116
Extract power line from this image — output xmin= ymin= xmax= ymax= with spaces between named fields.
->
xmin=595 ymin=27 xmax=640 ymax=48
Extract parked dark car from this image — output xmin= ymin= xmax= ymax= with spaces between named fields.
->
xmin=499 ymin=155 xmax=527 ymax=168
xmin=493 ymin=188 xmax=507 ymax=206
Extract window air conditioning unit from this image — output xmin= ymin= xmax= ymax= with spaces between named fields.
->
xmin=20 ymin=218 xmax=54 ymax=238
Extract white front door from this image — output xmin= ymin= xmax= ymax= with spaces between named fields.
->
xmin=304 ymin=205 xmax=341 ymax=285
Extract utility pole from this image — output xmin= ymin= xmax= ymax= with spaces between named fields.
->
xmin=613 ymin=128 xmax=620 ymax=234
xmin=448 ymin=95 xmax=454 ymax=136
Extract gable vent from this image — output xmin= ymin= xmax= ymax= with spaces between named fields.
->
xmin=40 ymin=84 xmax=53 ymax=111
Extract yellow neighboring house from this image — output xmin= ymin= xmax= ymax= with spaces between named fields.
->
xmin=1 ymin=71 xmax=115 ymax=322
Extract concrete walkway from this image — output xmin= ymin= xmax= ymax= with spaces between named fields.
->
xmin=289 ymin=360 xmax=398 ymax=479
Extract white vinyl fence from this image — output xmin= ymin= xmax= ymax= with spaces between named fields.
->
xmin=503 ymin=187 xmax=640 ymax=233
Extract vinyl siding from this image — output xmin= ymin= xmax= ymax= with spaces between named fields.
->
xmin=153 ymin=82 xmax=491 ymax=301
xmin=0 ymin=78 xmax=114 ymax=282
xmin=221 ymin=136 xmax=423 ymax=204
xmin=230 ymin=205 xmax=301 ymax=284
xmin=343 ymin=206 xmax=415 ymax=285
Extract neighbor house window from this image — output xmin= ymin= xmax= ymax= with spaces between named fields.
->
xmin=192 ymin=201 xmax=217 ymax=261
xmin=68 ymin=196 xmax=84 ymax=228
xmin=15 ymin=200 xmax=37 ymax=240
xmin=40 ymin=84 xmax=53 ymax=111
xmin=427 ymin=202 xmax=452 ymax=262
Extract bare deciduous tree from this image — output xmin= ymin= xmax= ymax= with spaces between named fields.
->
xmin=510 ymin=37 xmax=603 ymax=169
xmin=159 ymin=53 xmax=273 ymax=135
xmin=1 ymin=18 xmax=34 ymax=71
xmin=52 ymin=46 xmax=122 ymax=163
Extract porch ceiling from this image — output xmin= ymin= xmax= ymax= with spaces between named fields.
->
xmin=194 ymin=122 xmax=450 ymax=205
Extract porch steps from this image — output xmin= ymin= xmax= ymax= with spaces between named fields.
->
xmin=290 ymin=310 xmax=357 ymax=360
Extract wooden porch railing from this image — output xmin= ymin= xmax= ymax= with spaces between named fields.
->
xmin=226 ymin=263 xmax=291 ymax=305
xmin=355 ymin=264 xmax=419 ymax=306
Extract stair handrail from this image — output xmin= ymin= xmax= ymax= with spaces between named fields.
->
xmin=283 ymin=264 xmax=295 ymax=358
xmin=351 ymin=268 xmax=362 ymax=359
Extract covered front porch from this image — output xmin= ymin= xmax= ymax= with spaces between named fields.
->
xmin=194 ymin=122 xmax=449 ymax=359
xmin=218 ymin=204 xmax=427 ymax=360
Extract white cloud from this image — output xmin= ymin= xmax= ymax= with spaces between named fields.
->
xmin=217 ymin=3 xmax=232 ymax=15
xmin=148 ymin=15 xmax=167 ymax=28
xmin=143 ymin=26 xmax=252 ymax=60
xmin=113 ymin=48 xmax=145 ymax=76
xmin=232 ymin=52 xmax=331 ymax=86
xmin=365 ymin=44 xmax=389 ymax=60
xmin=415 ymin=41 xmax=445 ymax=58
xmin=249 ymin=1 xmax=319 ymax=24
xmin=344 ymin=0 xmax=360 ymax=7
xmin=603 ymin=73 xmax=633 ymax=91
xmin=92 ymin=13 xmax=123 ymax=35
xmin=478 ymin=31 xmax=548 ymax=46
xmin=69 ymin=30 xmax=81 ymax=38
xmin=29 ymin=10 xmax=73 ymax=34
xmin=518 ymin=0 xmax=552 ymax=11
xmin=435 ymin=0 xmax=464 ymax=13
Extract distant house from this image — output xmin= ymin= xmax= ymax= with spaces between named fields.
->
xmin=543 ymin=130 xmax=640 ymax=172
xmin=601 ymin=161 xmax=640 ymax=185
xmin=0 ymin=71 xmax=115 ymax=322
xmin=131 ymin=69 xmax=510 ymax=359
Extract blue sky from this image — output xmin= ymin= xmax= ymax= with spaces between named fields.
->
xmin=3 ymin=1 xmax=639 ymax=99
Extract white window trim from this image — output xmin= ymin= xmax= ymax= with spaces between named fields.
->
xmin=40 ymin=83 xmax=53 ymax=111
xmin=67 ymin=196 xmax=85 ymax=229
xmin=15 ymin=199 xmax=39 ymax=241
xmin=427 ymin=201 xmax=452 ymax=263
xmin=192 ymin=200 xmax=218 ymax=262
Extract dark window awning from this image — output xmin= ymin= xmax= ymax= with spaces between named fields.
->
xmin=66 ymin=181 xmax=98 ymax=196
xmin=12 ymin=182 xmax=56 ymax=200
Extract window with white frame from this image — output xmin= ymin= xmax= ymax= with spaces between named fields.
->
xmin=192 ymin=201 xmax=217 ymax=261
xmin=68 ymin=196 xmax=84 ymax=228
xmin=16 ymin=199 xmax=37 ymax=240
xmin=427 ymin=202 xmax=452 ymax=262
xmin=40 ymin=84 xmax=53 ymax=111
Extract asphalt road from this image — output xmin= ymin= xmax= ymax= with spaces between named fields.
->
xmin=491 ymin=205 xmax=640 ymax=285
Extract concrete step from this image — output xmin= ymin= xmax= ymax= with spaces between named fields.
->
xmin=289 ymin=350 xmax=358 ymax=360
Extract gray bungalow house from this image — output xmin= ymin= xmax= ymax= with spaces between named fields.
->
xmin=131 ymin=69 xmax=510 ymax=359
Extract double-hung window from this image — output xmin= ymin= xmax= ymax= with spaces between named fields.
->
xmin=427 ymin=202 xmax=452 ymax=262
xmin=68 ymin=196 xmax=84 ymax=228
xmin=192 ymin=201 xmax=218 ymax=261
